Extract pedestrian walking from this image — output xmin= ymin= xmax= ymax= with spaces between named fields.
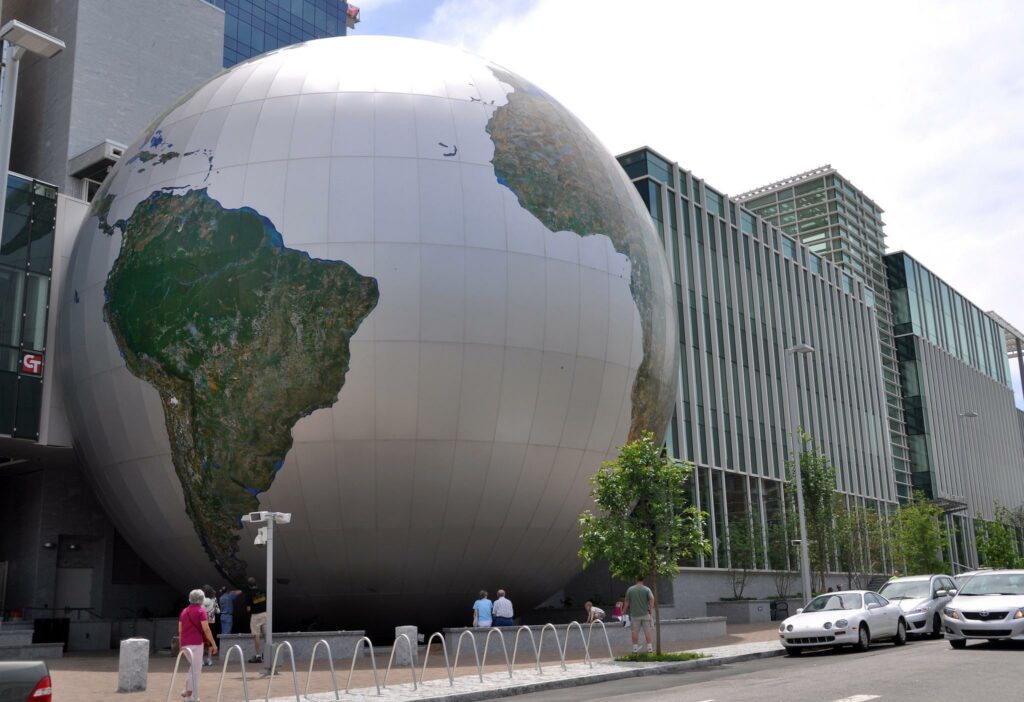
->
xmin=472 ymin=590 xmax=493 ymax=627
xmin=622 ymin=576 xmax=655 ymax=653
xmin=584 ymin=601 xmax=605 ymax=623
xmin=493 ymin=589 xmax=514 ymax=626
xmin=179 ymin=588 xmax=217 ymax=702
xmin=218 ymin=585 xmax=242 ymax=636
xmin=246 ymin=576 xmax=268 ymax=663
xmin=201 ymin=585 xmax=219 ymax=665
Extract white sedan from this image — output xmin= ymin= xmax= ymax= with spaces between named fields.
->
xmin=778 ymin=590 xmax=908 ymax=655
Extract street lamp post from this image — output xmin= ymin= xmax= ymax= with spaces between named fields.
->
xmin=785 ymin=343 xmax=815 ymax=603
xmin=0 ymin=21 xmax=64 ymax=220
xmin=241 ymin=510 xmax=291 ymax=673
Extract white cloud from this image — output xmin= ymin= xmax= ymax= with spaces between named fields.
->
xmin=420 ymin=0 xmax=1024 ymax=332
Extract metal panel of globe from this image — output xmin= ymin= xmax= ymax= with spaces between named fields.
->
xmin=60 ymin=36 xmax=678 ymax=631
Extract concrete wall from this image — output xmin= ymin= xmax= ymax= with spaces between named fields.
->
xmin=3 ymin=0 xmax=224 ymax=195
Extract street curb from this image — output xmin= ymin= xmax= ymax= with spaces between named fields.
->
xmin=354 ymin=647 xmax=786 ymax=702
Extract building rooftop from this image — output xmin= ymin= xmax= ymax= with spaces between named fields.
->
xmin=735 ymin=164 xmax=885 ymax=215
xmin=987 ymin=311 xmax=1024 ymax=357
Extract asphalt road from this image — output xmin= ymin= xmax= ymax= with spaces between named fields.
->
xmin=508 ymin=637 xmax=1022 ymax=701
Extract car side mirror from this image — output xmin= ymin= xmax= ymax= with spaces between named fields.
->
xmin=866 ymin=602 xmax=881 ymax=610
xmin=948 ymin=589 xmax=957 ymax=596
xmin=796 ymin=608 xmax=803 ymax=614
xmin=935 ymin=590 xmax=947 ymax=598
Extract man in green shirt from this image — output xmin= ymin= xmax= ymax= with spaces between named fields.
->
xmin=622 ymin=576 xmax=655 ymax=653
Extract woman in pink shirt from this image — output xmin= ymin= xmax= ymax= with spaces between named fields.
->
xmin=178 ymin=588 xmax=217 ymax=701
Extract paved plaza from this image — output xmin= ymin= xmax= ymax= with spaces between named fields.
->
xmin=44 ymin=624 xmax=782 ymax=702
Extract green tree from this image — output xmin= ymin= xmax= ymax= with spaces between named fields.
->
xmin=578 ymin=433 xmax=711 ymax=653
xmin=726 ymin=512 xmax=757 ymax=599
xmin=975 ymin=503 xmax=1023 ymax=569
xmin=834 ymin=502 xmax=890 ymax=589
xmin=766 ymin=516 xmax=798 ymax=598
xmin=787 ymin=433 xmax=837 ymax=594
xmin=890 ymin=493 xmax=947 ymax=574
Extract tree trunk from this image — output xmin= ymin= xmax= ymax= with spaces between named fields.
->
xmin=651 ymin=569 xmax=661 ymax=655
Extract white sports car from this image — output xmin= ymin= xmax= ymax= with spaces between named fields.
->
xmin=778 ymin=590 xmax=908 ymax=655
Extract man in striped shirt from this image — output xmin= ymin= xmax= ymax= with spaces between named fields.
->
xmin=493 ymin=589 xmax=514 ymax=626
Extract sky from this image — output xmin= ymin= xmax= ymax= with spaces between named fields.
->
xmin=353 ymin=0 xmax=1024 ymax=406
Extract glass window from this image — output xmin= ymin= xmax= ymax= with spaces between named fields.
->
xmin=781 ymin=237 xmax=796 ymax=260
xmin=0 ymin=266 xmax=24 ymax=346
xmin=22 ymin=273 xmax=49 ymax=351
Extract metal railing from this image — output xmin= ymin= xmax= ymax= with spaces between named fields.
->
xmin=264 ymin=640 xmax=301 ymax=702
xmin=481 ymin=627 xmax=513 ymax=679
xmin=536 ymin=622 xmax=567 ymax=672
xmin=382 ymin=633 xmax=417 ymax=690
xmin=451 ymin=629 xmax=483 ymax=683
xmin=420 ymin=632 xmax=454 ymax=686
xmin=345 ymin=636 xmax=381 ymax=696
xmin=511 ymin=625 xmax=542 ymax=674
xmin=165 ymin=647 xmax=195 ymax=702
xmin=586 ymin=620 xmax=615 ymax=661
xmin=304 ymin=639 xmax=339 ymax=701
xmin=215 ymin=644 xmax=250 ymax=702
xmin=562 ymin=621 xmax=590 ymax=667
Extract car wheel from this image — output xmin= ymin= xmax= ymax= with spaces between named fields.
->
xmin=893 ymin=619 xmax=907 ymax=646
xmin=855 ymin=625 xmax=871 ymax=652
xmin=950 ymin=639 xmax=967 ymax=650
xmin=785 ymin=646 xmax=802 ymax=657
xmin=931 ymin=613 xmax=943 ymax=638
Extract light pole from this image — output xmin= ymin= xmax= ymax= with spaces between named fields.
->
xmin=241 ymin=510 xmax=291 ymax=673
xmin=0 ymin=21 xmax=64 ymax=220
xmin=785 ymin=343 xmax=815 ymax=603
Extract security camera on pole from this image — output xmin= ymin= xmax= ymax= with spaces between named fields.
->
xmin=240 ymin=510 xmax=291 ymax=673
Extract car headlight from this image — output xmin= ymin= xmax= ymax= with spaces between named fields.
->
xmin=786 ymin=624 xmax=794 ymax=632
xmin=1014 ymin=609 xmax=1024 ymax=620
xmin=944 ymin=608 xmax=961 ymax=620
xmin=779 ymin=622 xmax=786 ymax=632
xmin=910 ymin=607 xmax=928 ymax=615
xmin=835 ymin=619 xmax=849 ymax=628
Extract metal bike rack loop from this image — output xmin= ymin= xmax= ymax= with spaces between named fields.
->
xmin=264 ymin=640 xmax=301 ymax=702
xmin=586 ymin=620 xmax=615 ymax=661
xmin=420 ymin=632 xmax=454 ymax=686
xmin=345 ymin=636 xmax=381 ymax=696
xmin=215 ymin=644 xmax=250 ymax=702
xmin=537 ymin=623 xmax=567 ymax=672
xmin=481 ymin=627 xmax=513 ymax=679
xmin=383 ymin=633 xmax=418 ymax=690
xmin=165 ymin=647 xmax=195 ymax=702
xmin=451 ymin=630 xmax=483 ymax=683
xmin=304 ymin=639 xmax=340 ymax=701
xmin=511 ymin=626 xmax=541 ymax=674
xmin=562 ymin=621 xmax=591 ymax=667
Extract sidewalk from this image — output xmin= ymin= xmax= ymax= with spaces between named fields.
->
xmin=45 ymin=623 xmax=783 ymax=702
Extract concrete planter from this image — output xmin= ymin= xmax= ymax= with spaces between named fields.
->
xmin=706 ymin=598 xmax=805 ymax=624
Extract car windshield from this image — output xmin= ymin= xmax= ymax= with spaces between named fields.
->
xmin=957 ymin=573 xmax=1024 ymax=596
xmin=879 ymin=580 xmax=930 ymax=599
xmin=804 ymin=593 xmax=863 ymax=611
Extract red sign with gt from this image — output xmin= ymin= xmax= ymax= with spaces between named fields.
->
xmin=20 ymin=352 xmax=43 ymax=376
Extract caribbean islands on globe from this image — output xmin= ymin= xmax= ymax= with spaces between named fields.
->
xmin=60 ymin=36 xmax=678 ymax=631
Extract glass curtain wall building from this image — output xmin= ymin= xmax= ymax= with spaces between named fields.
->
xmin=0 ymin=174 xmax=57 ymax=439
xmin=738 ymin=168 xmax=911 ymax=501
xmin=618 ymin=148 xmax=895 ymax=573
xmin=207 ymin=0 xmax=353 ymax=67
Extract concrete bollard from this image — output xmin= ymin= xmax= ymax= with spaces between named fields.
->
xmin=117 ymin=638 xmax=150 ymax=692
xmin=394 ymin=625 xmax=418 ymax=666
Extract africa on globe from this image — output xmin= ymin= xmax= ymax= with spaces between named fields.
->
xmin=60 ymin=36 xmax=677 ymax=631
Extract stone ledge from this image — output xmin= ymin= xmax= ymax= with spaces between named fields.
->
xmin=219 ymin=630 xmax=367 ymax=662
xmin=0 ymin=642 xmax=65 ymax=660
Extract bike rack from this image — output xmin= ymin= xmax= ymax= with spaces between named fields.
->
xmin=511 ymin=626 xmax=542 ymax=674
xmin=537 ymin=623 xmax=567 ymax=672
xmin=451 ymin=630 xmax=483 ymax=683
xmin=481 ymin=628 xmax=513 ymax=679
xmin=215 ymin=644 xmax=250 ymax=702
xmin=562 ymin=621 xmax=591 ymax=667
xmin=304 ymin=639 xmax=340 ymax=701
xmin=420 ymin=632 xmax=454 ymax=686
xmin=344 ymin=636 xmax=381 ymax=696
xmin=264 ymin=640 xmax=301 ymax=702
xmin=382 ymin=633 xmax=418 ymax=690
xmin=166 ymin=647 xmax=195 ymax=702
xmin=586 ymin=620 xmax=615 ymax=661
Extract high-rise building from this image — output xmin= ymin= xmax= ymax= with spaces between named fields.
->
xmin=205 ymin=0 xmax=358 ymax=67
xmin=738 ymin=167 xmax=912 ymax=501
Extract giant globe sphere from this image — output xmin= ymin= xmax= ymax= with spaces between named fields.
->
xmin=61 ymin=36 xmax=677 ymax=632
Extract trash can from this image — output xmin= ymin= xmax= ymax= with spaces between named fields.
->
xmin=770 ymin=600 xmax=789 ymax=621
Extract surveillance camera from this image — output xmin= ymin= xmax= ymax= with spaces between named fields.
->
xmin=254 ymin=526 xmax=268 ymax=547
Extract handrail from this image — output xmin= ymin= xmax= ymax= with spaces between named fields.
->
xmin=452 ymin=629 xmax=483 ymax=683
xmin=562 ymin=621 xmax=591 ymax=667
xmin=304 ymin=639 xmax=339 ymax=700
xmin=215 ymin=644 xmax=250 ymax=702
xmin=264 ymin=640 xmax=301 ymax=702
xmin=537 ymin=623 xmax=566 ymax=672
xmin=420 ymin=632 xmax=453 ymax=686
xmin=382 ymin=633 xmax=417 ymax=690
xmin=586 ymin=620 xmax=615 ymax=661
xmin=344 ymin=636 xmax=380 ymax=696
xmin=511 ymin=626 xmax=541 ymax=674
xmin=165 ymin=647 xmax=195 ymax=702
xmin=481 ymin=627 xmax=513 ymax=679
